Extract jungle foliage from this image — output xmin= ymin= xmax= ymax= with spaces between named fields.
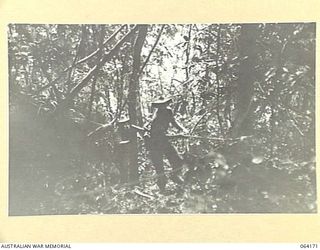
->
xmin=8 ymin=23 xmax=316 ymax=214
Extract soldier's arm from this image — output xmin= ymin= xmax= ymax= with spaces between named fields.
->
xmin=144 ymin=109 xmax=157 ymax=129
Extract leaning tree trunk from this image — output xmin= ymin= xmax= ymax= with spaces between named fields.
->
xmin=128 ymin=25 xmax=148 ymax=182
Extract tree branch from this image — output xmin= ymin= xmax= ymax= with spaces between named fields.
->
xmin=189 ymin=111 xmax=208 ymax=135
xmin=54 ymin=25 xmax=138 ymax=115
xmin=76 ymin=24 xmax=126 ymax=65
xmin=36 ymin=24 xmax=126 ymax=94
xmin=139 ymin=25 xmax=165 ymax=74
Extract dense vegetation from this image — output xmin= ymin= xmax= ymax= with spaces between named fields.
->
xmin=8 ymin=23 xmax=316 ymax=215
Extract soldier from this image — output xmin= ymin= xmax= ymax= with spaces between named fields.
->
xmin=148 ymin=97 xmax=188 ymax=191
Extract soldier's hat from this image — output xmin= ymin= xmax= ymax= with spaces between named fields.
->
xmin=151 ymin=96 xmax=172 ymax=107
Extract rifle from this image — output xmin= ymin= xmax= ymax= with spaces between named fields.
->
xmin=130 ymin=124 xmax=252 ymax=142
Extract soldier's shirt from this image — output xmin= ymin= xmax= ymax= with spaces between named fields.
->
xmin=151 ymin=108 xmax=174 ymax=136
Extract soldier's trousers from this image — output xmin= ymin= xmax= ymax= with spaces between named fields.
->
xmin=149 ymin=136 xmax=183 ymax=190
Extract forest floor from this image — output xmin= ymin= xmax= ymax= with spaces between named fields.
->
xmin=9 ymin=105 xmax=317 ymax=215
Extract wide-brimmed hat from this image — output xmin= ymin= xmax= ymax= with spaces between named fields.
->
xmin=151 ymin=96 xmax=172 ymax=106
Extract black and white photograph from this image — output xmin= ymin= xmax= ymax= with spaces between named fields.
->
xmin=8 ymin=23 xmax=316 ymax=215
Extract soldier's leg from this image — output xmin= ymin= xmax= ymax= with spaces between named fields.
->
xmin=164 ymin=142 xmax=184 ymax=184
xmin=150 ymin=148 xmax=166 ymax=190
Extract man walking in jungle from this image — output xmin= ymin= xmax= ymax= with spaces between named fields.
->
xmin=148 ymin=97 xmax=188 ymax=191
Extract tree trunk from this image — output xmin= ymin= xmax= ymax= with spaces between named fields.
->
xmin=128 ymin=25 xmax=148 ymax=182
xmin=87 ymin=26 xmax=105 ymax=120
xmin=215 ymin=24 xmax=223 ymax=136
xmin=231 ymin=24 xmax=260 ymax=137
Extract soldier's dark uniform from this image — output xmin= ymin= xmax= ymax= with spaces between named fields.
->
xmin=149 ymin=97 xmax=186 ymax=190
